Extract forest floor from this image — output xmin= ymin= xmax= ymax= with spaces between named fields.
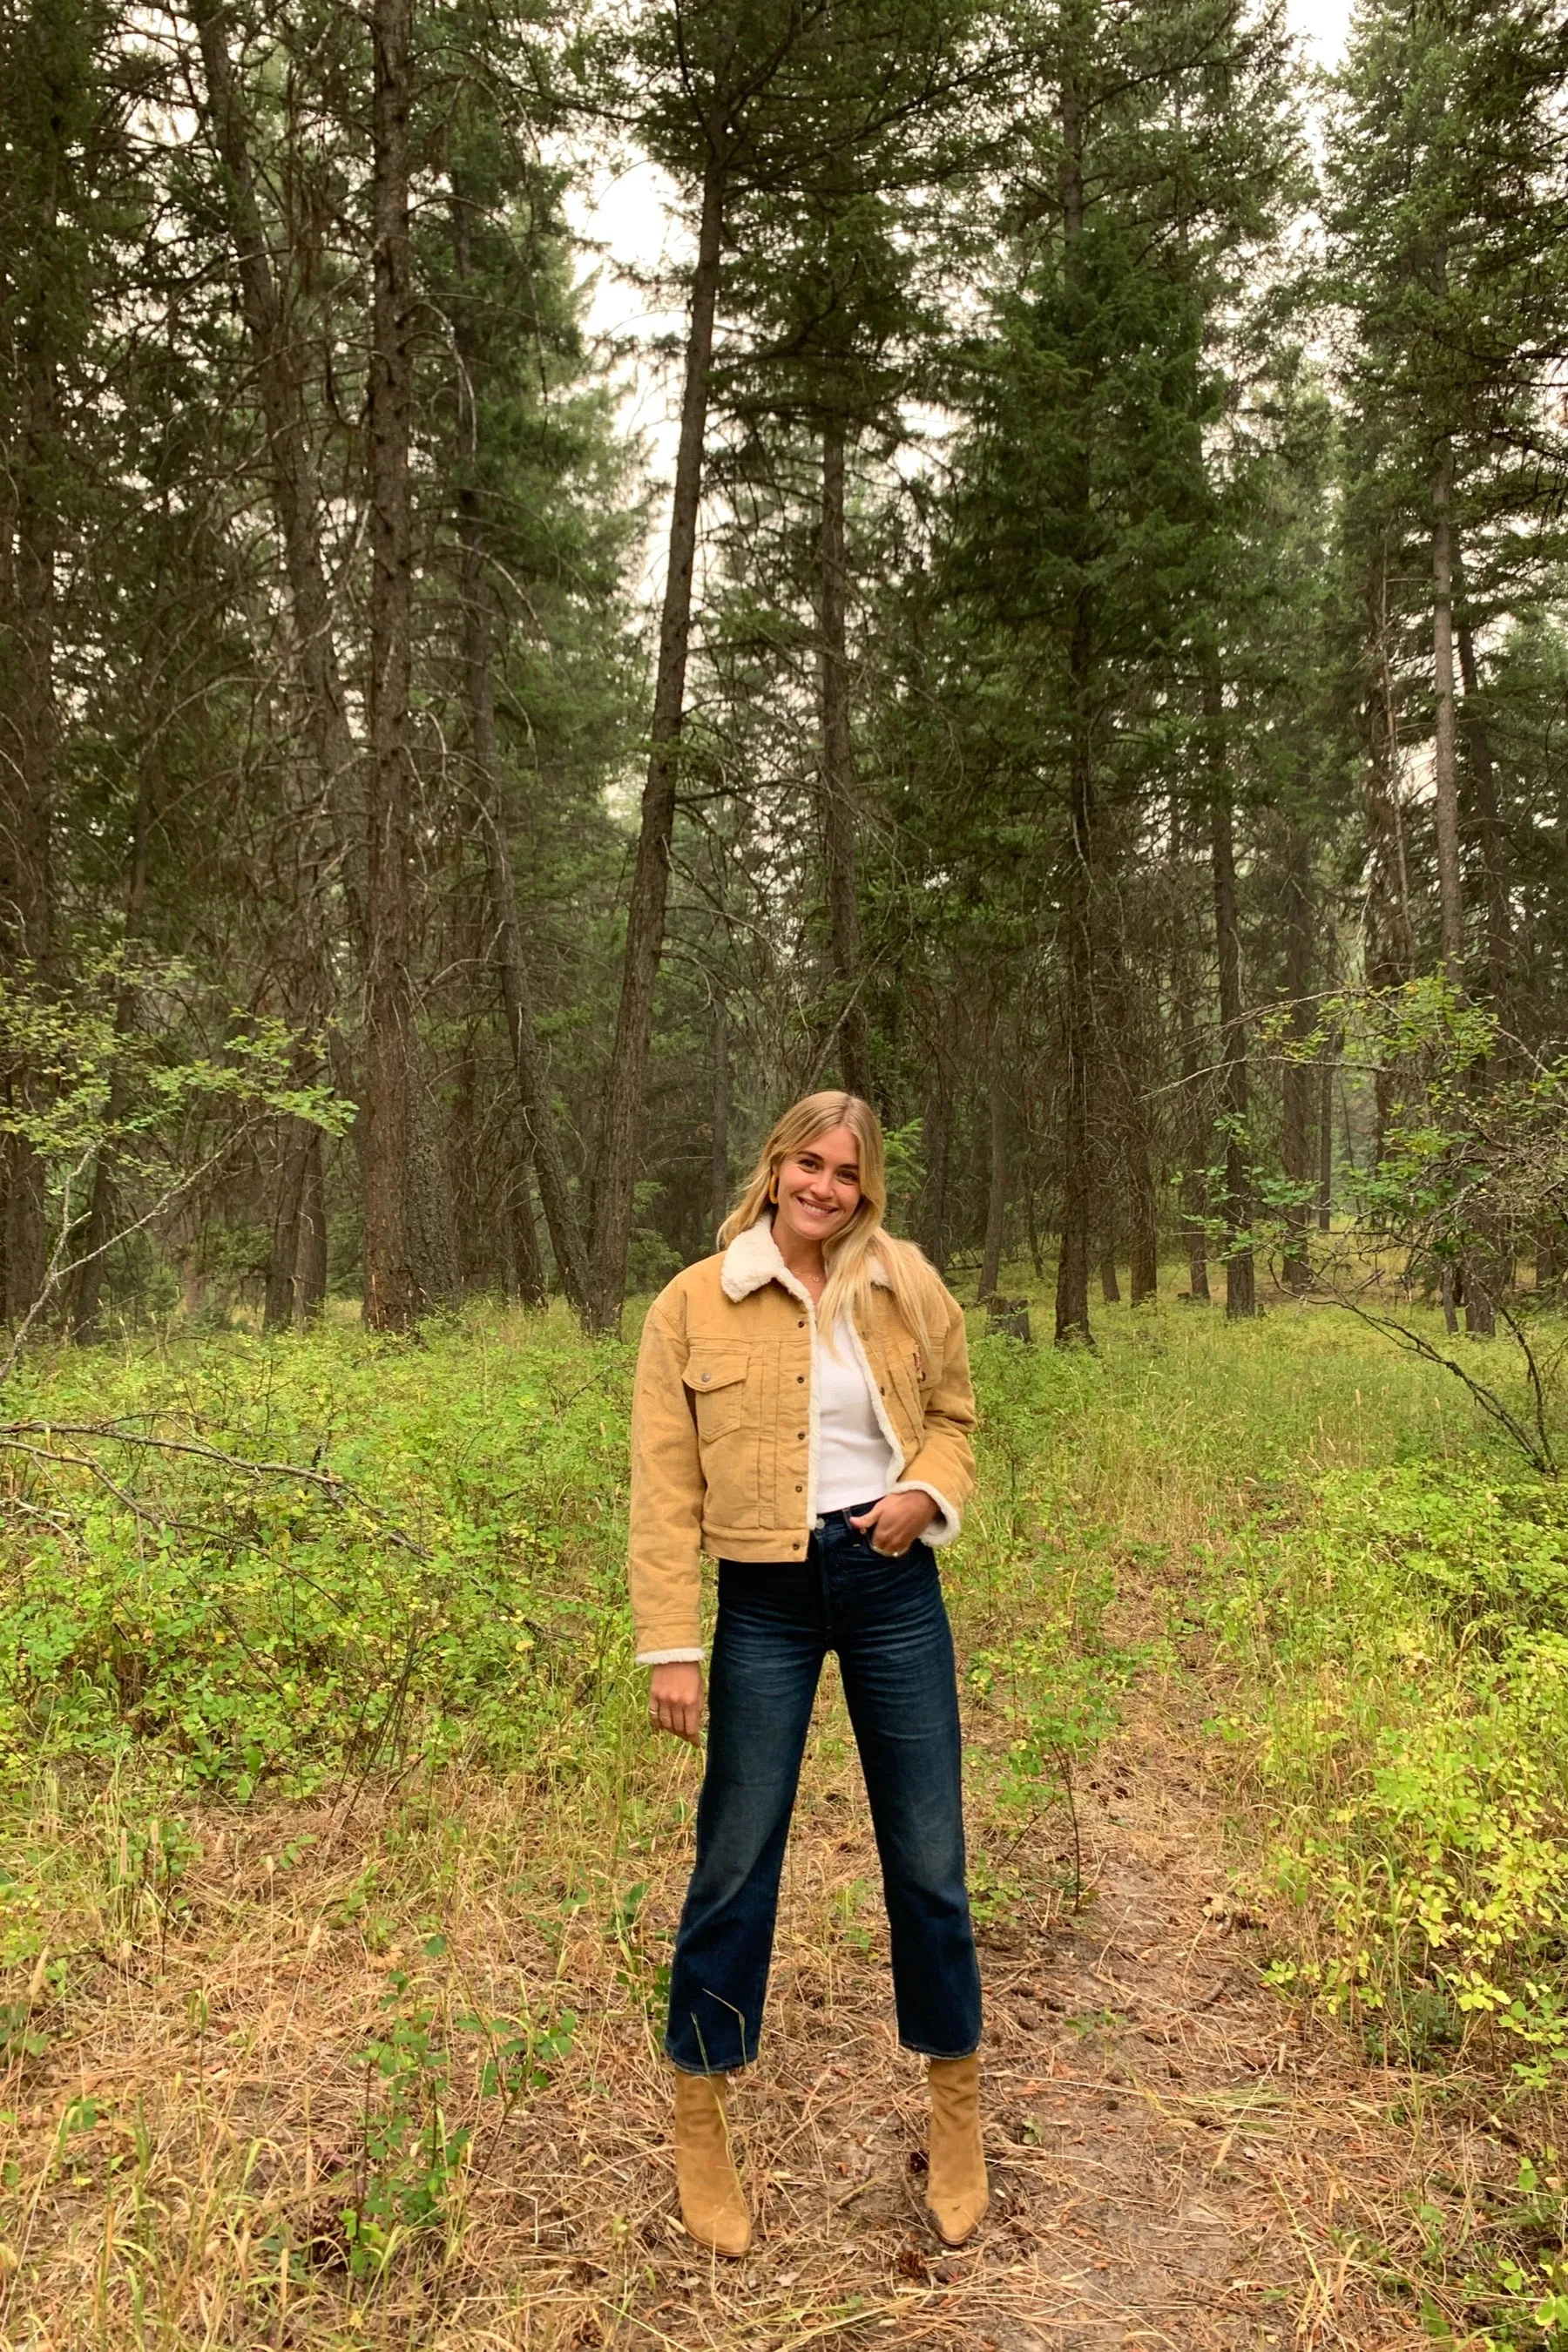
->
xmin=2 ymin=1288 xmax=1562 ymax=2348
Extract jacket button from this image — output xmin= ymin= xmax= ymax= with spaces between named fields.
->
xmin=796 ymin=1374 xmax=804 ymax=1384
xmin=797 ymin=1429 xmax=804 ymax=1440
xmin=701 ymin=1372 xmax=711 ymax=1382
xmin=797 ymin=1317 xmax=806 ymax=1328
xmin=794 ymin=1483 xmax=802 ymax=1492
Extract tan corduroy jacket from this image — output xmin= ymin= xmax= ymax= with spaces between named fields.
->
xmin=628 ymin=1214 xmax=977 ymax=1663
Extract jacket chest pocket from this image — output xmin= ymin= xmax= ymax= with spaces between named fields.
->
xmin=683 ymin=1351 xmax=749 ymax=1441
xmin=885 ymin=1348 xmax=924 ymax=1438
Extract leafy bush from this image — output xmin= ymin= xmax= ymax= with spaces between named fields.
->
xmin=0 ymin=1308 xmax=633 ymax=1796
xmin=1213 ymin=1458 xmax=1568 ymax=2081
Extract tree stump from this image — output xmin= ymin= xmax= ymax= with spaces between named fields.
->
xmin=984 ymin=1294 xmax=1032 ymax=1343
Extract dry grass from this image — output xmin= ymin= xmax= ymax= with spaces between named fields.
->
xmin=2 ymin=1648 xmax=1531 ymax=2351
xmin=1 ymin=1287 xmax=1552 ymax=2349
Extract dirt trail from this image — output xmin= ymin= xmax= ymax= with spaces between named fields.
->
xmin=10 ymin=1653 xmax=1511 ymax=2349
xmin=652 ymin=1661 xmax=1502 ymax=2352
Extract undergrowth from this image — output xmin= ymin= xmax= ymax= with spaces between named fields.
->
xmin=3 ymin=1283 xmax=1565 ymax=2344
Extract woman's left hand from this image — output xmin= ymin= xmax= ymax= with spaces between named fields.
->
xmin=849 ymin=1490 xmax=937 ymax=1556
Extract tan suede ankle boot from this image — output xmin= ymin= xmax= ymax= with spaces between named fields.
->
xmin=926 ymin=2054 xmax=988 ymax=2246
xmin=672 ymin=2067 xmax=752 ymax=2256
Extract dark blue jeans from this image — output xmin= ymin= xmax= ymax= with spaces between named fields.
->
xmin=665 ymin=1508 xmax=983 ymax=2074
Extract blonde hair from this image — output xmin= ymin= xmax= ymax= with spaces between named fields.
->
xmin=720 ymin=1092 xmax=933 ymax=1351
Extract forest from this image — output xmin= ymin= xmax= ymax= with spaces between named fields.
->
xmin=3 ymin=0 xmax=1564 ymax=1338
xmin=7 ymin=0 xmax=1568 ymax=2346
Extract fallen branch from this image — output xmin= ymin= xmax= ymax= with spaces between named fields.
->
xmin=0 ymin=1419 xmax=431 ymax=1555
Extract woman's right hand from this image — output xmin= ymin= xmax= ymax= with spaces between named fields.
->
xmin=648 ymin=1660 xmax=703 ymax=1745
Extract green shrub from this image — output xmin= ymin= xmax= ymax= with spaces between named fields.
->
xmin=1213 ymin=1458 xmax=1568 ymax=2082
xmin=0 ymin=1307 xmax=633 ymax=1797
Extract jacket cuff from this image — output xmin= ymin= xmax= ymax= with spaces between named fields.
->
xmin=637 ymin=1646 xmax=705 ymax=1666
xmin=889 ymin=1480 xmax=962 ymax=1545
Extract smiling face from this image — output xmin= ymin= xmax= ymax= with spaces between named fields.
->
xmin=772 ymin=1123 xmax=862 ymax=1257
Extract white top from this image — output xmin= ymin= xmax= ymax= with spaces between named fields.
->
xmin=814 ymin=1318 xmax=896 ymax=1513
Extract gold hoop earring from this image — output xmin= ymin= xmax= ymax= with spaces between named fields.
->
xmin=767 ymin=1175 xmax=779 ymax=1204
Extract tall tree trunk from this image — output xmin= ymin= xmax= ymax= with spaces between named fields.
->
xmin=460 ymin=528 xmax=588 ymax=1308
xmin=506 ymin=1134 xmax=546 ymax=1308
xmin=1053 ymin=74 xmax=1093 ymax=1348
xmin=1122 ymin=1097 xmax=1157 ymax=1304
xmin=197 ymin=0 xmax=455 ymax=1312
xmin=265 ymin=1116 xmax=317 ymax=1330
xmin=1098 ymin=1244 xmax=1120 ymax=1306
xmin=922 ymin=1040 xmax=951 ymax=1273
xmin=192 ymin=0 xmax=367 ymax=936
xmin=1206 ymin=665 xmax=1255 ymax=1319
xmin=1318 ymin=1058 xmax=1335 ymax=1233
xmin=71 ymin=787 xmax=155 ymax=1343
xmin=194 ymin=0 xmax=456 ymax=1317
xmin=1429 ymin=502 xmax=1496 ymax=1336
xmin=1024 ymin=1167 xmax=1044 ymax=1279
xmin=1055 ymin=634 xmax=1095 ymax=1346
xmin=1179 ymin=1001 xmax=1211 ymax=1301
xmin=585 ymin=157 xmax=726 ymax=1328
xmin=820 ymin=414 xmax=872 ymax=1100
xmin=1363 ymin=544 xmax=1416 ymax=1162
xmin=1170 ymin=797 xmax=1210 ymax=1301
xmin=710 ymin=990 xmax=731 ymax=1236
xmin=447 ymin=181 xmax=586 ymax=1308
xmin=1456 ymin=598 xmax=1510 ymax=1031
xmin=1456 ymin=585 xmax=1506 ymax=1337
xmin=1281 ymin=817 xmax=1313 ymax=1292
xmin=362 ymin=0 xmax=418 ymax=1330
xmin=1430 ymin=438 xmax=1463 ymax=984
xmin=297 ymin=1123 xmax=328 ymax=1315
xmin=979 ymin=1019 xmax=1007 ymax=1301
xmin=2 ymin=294 xmax=59 ymax=1324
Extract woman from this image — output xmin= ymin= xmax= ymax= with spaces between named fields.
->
xmin=629 ymin=1091 xmax=987 ymax=2258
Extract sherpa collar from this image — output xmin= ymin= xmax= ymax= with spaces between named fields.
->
xmin=720 ymin=1211 xmax=891 ymax=1305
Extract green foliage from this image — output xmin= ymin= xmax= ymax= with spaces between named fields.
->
xmin=0 ymin=1307 xmax=632 ymax=1795
xmin=340 ymin=1957 xmax=577 ymax=2281
xmin=0 ymin=958 xmax=348 ymax=1348
xmin=1214 ymin=1456 xmax=1568 ymax=2084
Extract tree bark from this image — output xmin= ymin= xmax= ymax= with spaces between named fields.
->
xmin=460 ymin=528 xmax=589 ymax=1309
xmin=506 ymin=1135 xmax=546 ymax=1308
xmin=1430 ymin=439 xmax=1463 ymax=985
xmin=1055 ymin=629 xmax=1095 ymax=1346
xmin=445 ymin=181 xmax=585 ymax=1308
xmin=922 ymin=1042 xmax=951 ymax=1273
xmin=197 ymin=0 xmax=455 ymax=1313
xmin=1 ymin=265 xmax=59 ymax=1322
xmin=1206 ymin=665 xmax=1255 ymax=1318
xmin=1098 ymin=1246 xmax=1120 ymax=1306
xmin=710 ymin=990 xmax=731 ymax=1236
xmin=979 ymin=1019 xmax=1007 ymax=1301
xmin=69 ymin=774 xmax=154 ymax=1343
xmin=1169 ymin=797 xmax=1210 ymax=1301
xmin=1362 ymin=545 xmax=1416 ymax=1163
xmin=585 ymin=158 xmax=726 ymax=1328
xmin=1123 ymin=1101 xmax=1157 ymax=1303
xmin=1053 ymin=73 xmax=1093 ymax=1348
xmin=1317 ymin=1057 xmax=1334 ymax=1233
xmin=362 ymin=0 xmax=419 ymax=1330
xmin=297 ymin=1123 xmax=328 ymax=1315
xmin=191 ymin=0 xmax=367 ymax=935
xmin=265 ymin=1116 xmax=317 ymax=1331
xmin=820 ymin=415 xmax=872 ymax=1100
xmin=1281 ymin=817 xmax=1313 ymax=1292
xmin=1456 ymin=598 xmax=1510 ymax=1031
